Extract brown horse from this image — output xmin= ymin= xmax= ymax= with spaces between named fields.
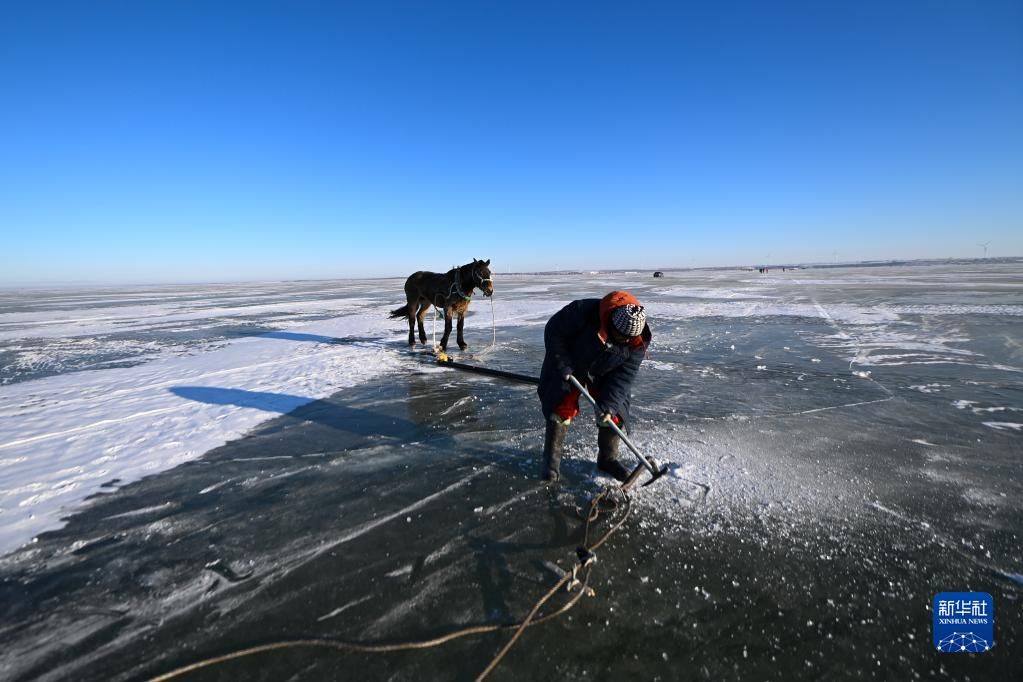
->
xmin=390 ymin=258 xmax=493 ymax=351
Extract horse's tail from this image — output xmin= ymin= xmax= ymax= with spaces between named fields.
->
xmin=389 ymin=304 xmax=410 ymax=319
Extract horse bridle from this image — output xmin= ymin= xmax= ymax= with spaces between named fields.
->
xmin=448 ymin=263 xmax=492 ymax=302
xmin=472 ymin=266 xmax=493 ymax=290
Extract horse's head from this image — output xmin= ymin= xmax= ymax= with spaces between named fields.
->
xmin=469 ymin=258 xmax=494 ymax=297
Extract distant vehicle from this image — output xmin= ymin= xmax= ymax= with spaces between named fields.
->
xmin=653 ymin=271 xmax=664 ymax=278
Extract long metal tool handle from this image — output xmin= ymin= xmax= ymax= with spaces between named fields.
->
xmin=567 ymin=375 xmax=662 ymax=477
xmin=436 ymin=357 xmax=540 ymax=384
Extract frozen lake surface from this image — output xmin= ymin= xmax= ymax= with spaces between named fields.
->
xmin=1 ymin=264 xmax=1021 ymax=680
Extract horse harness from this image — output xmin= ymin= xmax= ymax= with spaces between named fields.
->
xmin=438 ymin=264 xmax=492 ymax=307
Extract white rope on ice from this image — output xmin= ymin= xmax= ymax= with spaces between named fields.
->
xmin=432 ymin=306 xmax=439 ymax=351
xmin=428 ymin=283 xmax=496 ymax=355
xmin=489 ymin=293 xmax=497 ymax=348
xmin=428 ymin=298 xmax=496 ymax=355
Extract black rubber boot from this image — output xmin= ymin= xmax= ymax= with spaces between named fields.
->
xmin=542 ymin=419 xmax=567 ymax=482
xmin=597 ymin=426 xmax=630 ymax=482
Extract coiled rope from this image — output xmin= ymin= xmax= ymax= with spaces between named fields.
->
xmin=146 ymin=486 xmax=633 ymax=682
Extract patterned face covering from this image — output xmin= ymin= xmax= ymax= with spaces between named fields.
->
xmin=611 ymin=303 xmax=646 ymax=338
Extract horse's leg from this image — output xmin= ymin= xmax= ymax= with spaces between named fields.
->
xmin=456 ymin=312 xmax=467 ymax=350
xmin=405 ymin=294 xmax=417 ymax=347
xmin=440 ymin=308 xmax=453 ymax=351
xmin=416 ymin=301 xmax=429 ymax=344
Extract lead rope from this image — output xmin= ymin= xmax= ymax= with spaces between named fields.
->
xmin=433 ymin=269 xmax=479 ymax=353
xmin=474 ymin=487 xmax=627 ymax=681
xmin=145 ymin=486 xmax=632 ymax=682
xmin=476 ymin=275 xmax=496 ymax=350
xmin=451 ymin=267 xmax=472 ymax=302
xmin=490 ymin=294 xmax=496 ymax=348
xmin=431 ymin=297 xmax=445 ymax=351
xmin=432 ymin=285 xmax=450 ymax=352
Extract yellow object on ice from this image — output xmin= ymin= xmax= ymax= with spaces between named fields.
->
xmin=436 ymin=351 xmax=449 ymax=362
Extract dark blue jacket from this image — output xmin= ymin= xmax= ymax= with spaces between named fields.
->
xmin=538 ymin=298 xmax=651 ymax=425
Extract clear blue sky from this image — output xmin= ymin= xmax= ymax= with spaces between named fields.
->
xmin=2 ymin=1 xmax=1020 ymax=283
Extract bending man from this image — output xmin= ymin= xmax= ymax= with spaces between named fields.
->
xmin=537 ymin=290 xmax=651 ymax=482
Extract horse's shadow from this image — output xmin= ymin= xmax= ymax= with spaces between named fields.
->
xmin=261 ymin=331 xmax=350 ymax=344
xmin=1 ymin=375 xmax=627 ymax=682
xmin=169 ymin=386 xmax=426 ymax=442
xmin=222 ymin=330 xmax=398 ymax=348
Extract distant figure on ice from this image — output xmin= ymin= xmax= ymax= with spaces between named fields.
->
xmin=537 ymin=291 xmax=651 ymax=482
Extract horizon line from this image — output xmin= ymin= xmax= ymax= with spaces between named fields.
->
xmin=1 ymin=256 xmax=1020 ymax=289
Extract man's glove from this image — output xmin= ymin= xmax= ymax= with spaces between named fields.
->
xmin=596 ymin=412 xmax=615 ymax=427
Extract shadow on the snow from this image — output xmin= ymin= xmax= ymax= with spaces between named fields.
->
xmin=170 ymin=386 xmax=422 ymax=440
xmin=221 ymin=329 xmax=401 ymax=347
xmin=2 ymin=375 xmax=577 ymax=681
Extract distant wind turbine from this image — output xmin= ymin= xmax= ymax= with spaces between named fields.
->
xmin=978 ymin=241 xmax=990 ymax=258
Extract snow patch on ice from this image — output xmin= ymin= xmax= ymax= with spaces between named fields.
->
xmin=0 ymin=296 xmax=382 ymax=342
xmin=316 ymin=595 xmax=374 ymax=622
xmin=652 ymin=300 xmax=899 ymax=325
xmin=908 ymin=384 xmax=949 ymax=394
xmin=103 ymin=502 xmax=177 ymax=520
xmin=659 ymin=287 xmax=776 ymax=300
xmin=0 ymin=311 xmax=405 ymax=554
xmin=982 ymin=422 xmax=1023 ymax=432
xmin=969 ymin=406 xmax=1023 ymax=415
xmin=386 ymin=564 xmax=414 ymax=578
